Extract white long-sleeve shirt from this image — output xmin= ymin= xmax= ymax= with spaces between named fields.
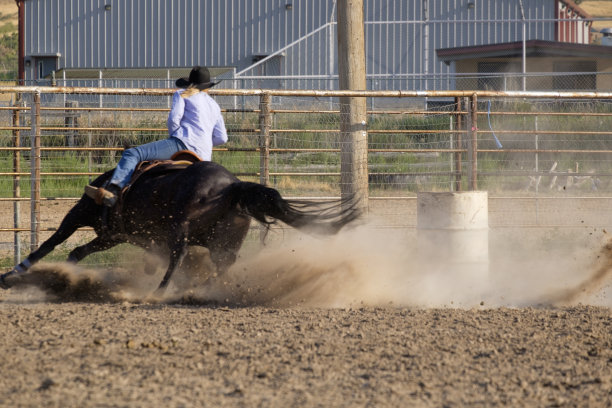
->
xmin=167 ymin=90 xmax=228 ymax=161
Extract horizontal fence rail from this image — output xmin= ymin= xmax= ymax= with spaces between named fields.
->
xmin=1 ymin=86 xmax=612 ymax=265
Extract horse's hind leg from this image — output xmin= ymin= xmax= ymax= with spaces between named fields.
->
xmin=67 ymin=236 xmax=122 ymax=263
xmin=157 ymin=223 xmax=190 ymax=290
xmin=207 ymin=218 xmax=250 ymax=277
xmin=208 ymin=243 xmax=241 ymax=277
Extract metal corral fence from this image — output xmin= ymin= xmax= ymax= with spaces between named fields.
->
xmin=1 ymin=86 xmax=612 ymax=264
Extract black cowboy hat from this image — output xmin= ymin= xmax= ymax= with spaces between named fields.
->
xmin=175 ymin=66 xmax=219 ymax=90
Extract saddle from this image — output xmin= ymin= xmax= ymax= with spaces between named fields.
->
xmin=107 ymin=150 xmax=203 ymax=235
xmin=125 ymin=150 xmax=202 ymax=191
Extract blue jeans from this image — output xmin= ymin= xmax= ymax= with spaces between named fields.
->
xmin=109 ymin=137 xmax=187 ymax=188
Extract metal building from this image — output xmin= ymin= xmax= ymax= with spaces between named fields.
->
xmin=17 ymin=0 xmax=595 ymax=91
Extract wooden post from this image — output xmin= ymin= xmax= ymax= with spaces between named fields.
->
xmin=337 ymin=0 xmax=368 ymax=210
xmin=468 ymin=94 xmax=478 ymax=191
xmin=258 ymin=93 xmax=271 ymax=187
xmin=30 ymin=92 xmax=41 ymax=251
xmin=87 ymin=113 xmax=92 ymax=183
xmin=65 ymin=100 xmax=78 ymax=148
xmin=258 ymin=93 xmax=271 ymax=245
xmin=12 ymin=101 xmax=22 ymax=264
xmin=454 ymin=96 xmax=463 ymax=192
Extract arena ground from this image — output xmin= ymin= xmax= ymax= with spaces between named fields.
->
xmin=0 ymin=300 xmax=610 ymax=407
xmin=1 ymin=196 xmax=611 ymax=406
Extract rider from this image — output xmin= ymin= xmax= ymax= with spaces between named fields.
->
xmin=85 ymin=66 xmax=228 ymax=207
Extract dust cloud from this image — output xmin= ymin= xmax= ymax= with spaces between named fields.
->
xmin=194 ymin=223 xmax=612 ymax=308
xmin=5 ymin=223 xmax=612 ymax=308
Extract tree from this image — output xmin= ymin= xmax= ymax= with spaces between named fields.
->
xmin=0 ymin=31 xmax=17 ymax=80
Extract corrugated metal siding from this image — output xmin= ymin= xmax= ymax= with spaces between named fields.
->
xmin=358 ymin=0 xmax=556 ymax=90
xmin=23 ymin=0 xmax=569 ymax=89
xmin=25 ymin=0 xmax=332 ymax=70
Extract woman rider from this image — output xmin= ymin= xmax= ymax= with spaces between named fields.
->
xmin=85 ymin=66 xmax=228 ymax=206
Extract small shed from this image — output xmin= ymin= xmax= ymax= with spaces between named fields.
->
xmin=436 ymin=40 xmax=612 ymax=91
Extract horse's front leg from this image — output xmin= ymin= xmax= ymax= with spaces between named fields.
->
xmin=1 ymin=212 xmax=83 ymax=289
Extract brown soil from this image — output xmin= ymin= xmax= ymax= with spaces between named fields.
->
xmin=1 ymin=223 xmax=612 ymax=407
xmin=1 ymin=196 xmax=612 ymax=406
xmin=0 ymin=299 xmax=610 ymax=407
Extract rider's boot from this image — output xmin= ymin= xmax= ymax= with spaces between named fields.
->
xmin=84 ymin=183 xmax=121 ymax=207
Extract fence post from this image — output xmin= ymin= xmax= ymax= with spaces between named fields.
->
xmin=12 ymin=99 xmax=22 ymax=264
xmin=257 ymin=93 xmax=271 ymax=245
xmin=87 ymin=114 xmax=92 ymax=183
xmin=65 ymin=100 xmax=78 ymax=147
xmin=337 ymin=0 xmax=368 ymax=211
xmin=534 ymin=115 xmax=540 ymax=224
xmin=467 ymin=94 xmax=478 ymax=191
xmin=30 ymin=92 xmax=41 ymax=251
xmin=454 ymin=96 xmax=463 ymax=192
xmin=98 ymin=70 xmax=103 ymax=108
xmin=258 ymin=93 xmax=271 ymax=186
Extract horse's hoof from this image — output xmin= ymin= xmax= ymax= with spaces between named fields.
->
xmin=0 ymin=270 xmax=19 ymax=289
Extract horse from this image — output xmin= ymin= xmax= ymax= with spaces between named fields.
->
xmin=0 ymin=160 xmax=361 ymax=292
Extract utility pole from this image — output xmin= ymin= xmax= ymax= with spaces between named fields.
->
xmin=337 ymin=0 xmax=368 ymax=211
xmin=16 ymin=0 xmax=25 ymax=85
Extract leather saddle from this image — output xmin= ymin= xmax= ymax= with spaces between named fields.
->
xmin=125 ymin=150 xmax=202 ymax=191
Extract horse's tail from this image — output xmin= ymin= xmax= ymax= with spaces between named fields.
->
xmin=225 ymin=182 xmax=361 ymax=235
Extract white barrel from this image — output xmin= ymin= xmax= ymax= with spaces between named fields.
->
xmin=417 ymin=191 xmax=489 ymax=282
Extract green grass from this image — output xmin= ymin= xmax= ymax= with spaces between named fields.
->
xmin=0 ymin=153 xmax=104 ymax=197
xmin=0 ymin=243 xmax=146 ymax=269
xmin=1 ymin=101 xmax=611 ymax=200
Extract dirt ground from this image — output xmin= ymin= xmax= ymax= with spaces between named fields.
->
xmin=1 ymin=198 xmax=612 ymax=407
xmin=0 ymin=300 xmax=609 ymax=408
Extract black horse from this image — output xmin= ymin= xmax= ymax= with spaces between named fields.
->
xmin=0 ymin=161 xmax=360 ymax=291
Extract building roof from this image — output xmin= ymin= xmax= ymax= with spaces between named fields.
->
xmin=49 ymin=67 xmax=233 ymax=80
xmin=436 ymin=40 xmax=612 ymax=63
